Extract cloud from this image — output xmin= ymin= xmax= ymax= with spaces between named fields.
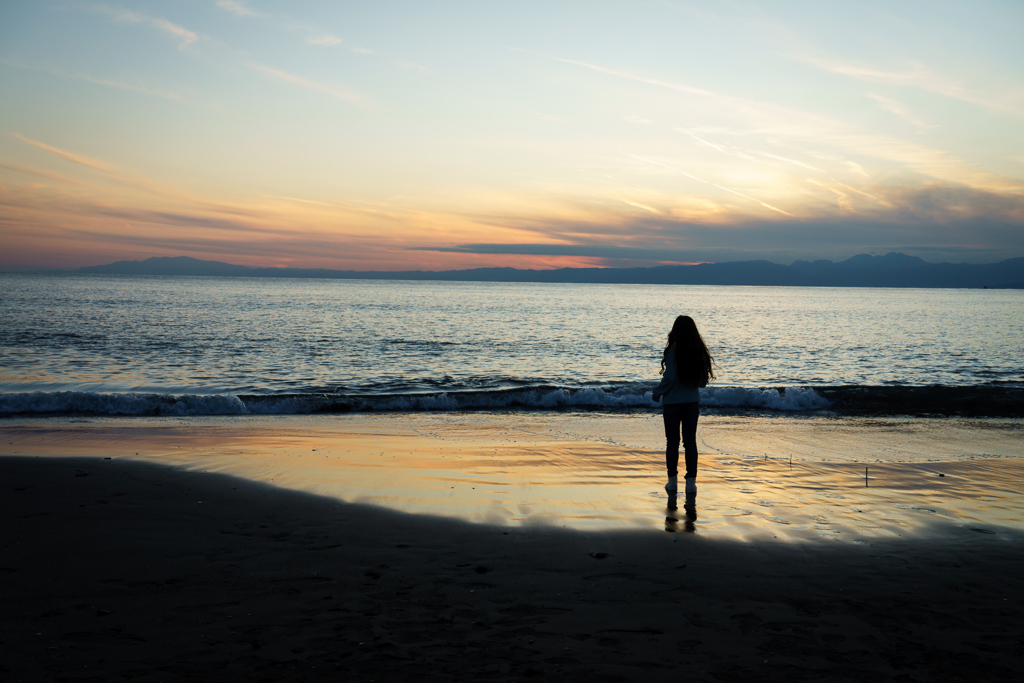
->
xmin=3 ymin=59 xmax=183 ymax=101
xmin=5 ymin=169 xmax=1022 ymax=269
xmin=152 ymin=18 xmax=198 ymax=45
xmin=0 ymin=162 xmax=89 ymax=188
xmin=523 ymin=49 xmax=1022 ymax=197
xmin=628 ymin=153 xmax=793 ymax=216
xmin=804 ymin=56 xmax=1024 ymax=117
xmin=0 ymin=182 xmax=456 ymax=270
xmin=682 ymin=132 xmax=758 ymax=161
xmin=95 ymin=6 xmax=199 ymax=48
xmin=806 ymin=178 xmax=855 ymax=213
xmin=676 ymin=123 xmax=1020 ymax=194
xmin=619 ymin=199 xmax=659 ymax=214
xmin=248 ymin=63 xmax=372 ymax=106
xmin=396 ymin=61 xmax=429 ymax=72
xmin=756 ymin=152 xmax=824 ymax=174
xmin=11 ymin=134 xmax=113 ymax=172
xmin=519 ymin=48 xmax=716 ymax=99
xmin=215 ymin=0 xmax=266 ymax=18
xmin=409 ymin=243 xmax=703 ymax=265
xmin=865 ymin=93 xmax=934 ymax=130
xmin=8 ymin=134 xmax=225 ymax=203
xmin=419 ymin=178 xmax=1024 ymax=265
xmin=883 ymin=183 xmax=1024 ymax=224
xmin=306 ymin=34 xmax=342 ymax=46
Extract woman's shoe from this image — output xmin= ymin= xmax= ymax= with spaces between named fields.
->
xmin=685 ymin=478 xmax=697 ymax=493
xmin=665 ymin=475 xmax=677 ymax=491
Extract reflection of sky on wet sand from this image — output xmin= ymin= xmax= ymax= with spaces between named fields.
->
xmin=4 ymin=413 xmax=1023 ymax=540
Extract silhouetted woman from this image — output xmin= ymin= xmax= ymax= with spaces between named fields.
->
xmin=652 ymin=315 xmax=715 ymax=493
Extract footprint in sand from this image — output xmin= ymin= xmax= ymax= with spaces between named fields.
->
xmin=821 ymin=492 xmax=845 ymax=499
xmin=810 ymin=515 xmax=829 ymax=524
xmin=739 ymin=487 xmax=755 ymax=494
xmin=765 ymin=516 xmax=790 ymax=525
xmin=755 ymin=501 xmax=773 ymax=507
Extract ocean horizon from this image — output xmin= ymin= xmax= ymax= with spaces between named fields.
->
xmin=2 ymin=273 xmax=1021 ymax=418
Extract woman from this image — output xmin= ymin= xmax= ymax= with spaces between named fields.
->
xmin=652 ymin=315 xmax=715 ymax=494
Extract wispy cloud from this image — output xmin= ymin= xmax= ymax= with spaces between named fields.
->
xmin=12 ymin=134 xmax=114 ymax=172
xmin=95 ymin=6 xmax=199 ymax=48
xmin=676 ymin=123 xmax=1020 ymax=194
xmin=523 ymin=49 xmax=1023 ymax=197
xmin=805 ymin=56 xmax=1024 ymax=117
xmin=153 ymin=18 xmax=198 ymax=45
xmin=0 ymin=161 xmax=90 ymax=188
xmin=865 ymin=93 xmax=934 ymax=130
xmin=429 ymin=180 xmax=1024 ymax=264
xmin=515 ymin=48 xmax=715 ymax=99
xmin=306 ymin=34 xmax=342 ymax=46
xmin=806 ymin=178 xmax=856 ymax=213
xmin=834 ymin=180 xmax=892 ymax=208
xmin=248 ymin=63 xmax=372 ymax=106
xmin=215 ymin=0 xmax=266 ymax=18
xmin=396 ymin=61 xmax=429 ymax=72
xmin=618 ymin=198 xmax=660 ymax=214
xmin=409 ymin=243 xmax=703 ymax=265
xmin=756 ymin=152 xmax=825 ymax=174
xmin=684 ymin=132 xmax=757 ymax=161
xmin=9 ymin=133 xmax=217 ymax=203
xmin=3 ymin=59 xmax=182 ymax=101
xmin=628 ymin=154 xmax=793 ymax=216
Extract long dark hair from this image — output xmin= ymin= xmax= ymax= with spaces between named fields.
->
xmin=660 ymin=315 xmax=715 ymax=387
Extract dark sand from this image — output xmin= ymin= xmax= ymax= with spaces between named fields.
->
xmin=3 ymin=454 xmax=1023 ymax=682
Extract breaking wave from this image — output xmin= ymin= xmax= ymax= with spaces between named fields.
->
xmin=2 ymin=384 xmax=1019 ymax=417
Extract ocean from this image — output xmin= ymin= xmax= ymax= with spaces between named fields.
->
xmin=1 ymin=273 xmax=1022 ymax=417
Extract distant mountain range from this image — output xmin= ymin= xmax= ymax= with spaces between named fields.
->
xmin=71 ymin=253 xmax=1024 ymax=288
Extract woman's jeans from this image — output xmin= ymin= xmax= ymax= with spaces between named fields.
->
xmin=663 ymin=402 xmax=699 ymax=479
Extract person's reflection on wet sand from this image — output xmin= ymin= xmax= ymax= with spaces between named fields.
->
xmin=665 ymin=492 xmax=697 ymax=533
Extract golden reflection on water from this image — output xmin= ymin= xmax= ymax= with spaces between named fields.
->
xmin=4 ymin=414 xmax=1023 ymax=540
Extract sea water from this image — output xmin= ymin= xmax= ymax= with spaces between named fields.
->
xmin=1 ymin=273 xmax=1022 ymax=416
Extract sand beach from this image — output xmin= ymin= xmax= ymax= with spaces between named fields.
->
xmin=3 ymin=413 xmax=1023 ymax=681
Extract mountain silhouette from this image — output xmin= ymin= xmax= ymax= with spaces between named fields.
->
xmin=74 ymin=253 xmax=1024 ymax=288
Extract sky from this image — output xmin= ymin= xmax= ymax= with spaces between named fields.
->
xmin=1 ymin=0 xmax=1023 ymax=270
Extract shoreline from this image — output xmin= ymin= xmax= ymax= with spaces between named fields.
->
xmin=3 ymin=454 xmax=1022 ymax=681
xmin=4 ymin=382 xmax=1024 ymax=418
xmin=3 ymin=413 xmax=1023 ymax=536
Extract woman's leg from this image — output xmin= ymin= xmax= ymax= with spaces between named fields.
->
xmin=680 ymin=402 xmax=700 ymax=479
xmin=662 ymin=404 xmax=682 ymax=477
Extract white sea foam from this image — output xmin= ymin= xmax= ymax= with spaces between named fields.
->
xmin=0 ymin=386 xmax=832 ymax=415
xmin=0 ymin=391 xmax=250 ymax=416
xmin=700 ymin=386 xmax=832 ymax=411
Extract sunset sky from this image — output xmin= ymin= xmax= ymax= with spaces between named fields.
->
xmin=1 ymin=0 xmax=1022 ymax=270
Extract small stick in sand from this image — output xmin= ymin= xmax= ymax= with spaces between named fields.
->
xmin=865 ymin=467 xmax=869 ymax=487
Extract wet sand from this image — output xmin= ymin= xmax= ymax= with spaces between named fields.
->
xmin=3 ymin=414 xmax=1024 ymax=681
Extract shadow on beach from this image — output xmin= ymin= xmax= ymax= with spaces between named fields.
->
xmin=3 ymin=455 xmax=1022 ymax=682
